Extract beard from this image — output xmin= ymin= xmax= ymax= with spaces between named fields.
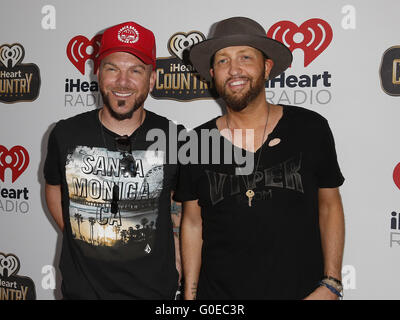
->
xmin=100 ymin=87 xmax=148 ymax=121
xmin=216 ymin=70 xmax=266 ymax=112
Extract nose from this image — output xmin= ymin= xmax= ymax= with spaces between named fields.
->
xmin=116 ymin=70 xmax=130 ymax=88
xmin=228 ymin=58 xmax=242 ymax=76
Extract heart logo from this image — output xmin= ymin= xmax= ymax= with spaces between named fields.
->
xmin=0 ymin=253 xmax=20 ymax=277
xmin=267 ymin=19 xmax=333 ymax=67
xmin=393 ymin=162 xmax=400 ymax=190
xmin=168 ymin=31 xmax=205 ymax=61
xmin=66 ymin=34 xmax=102 ymax=75
xmin=0 ymin=145 xmax=30 ymax=183
xmin=0 ymin=44 xmax=25 ymax=68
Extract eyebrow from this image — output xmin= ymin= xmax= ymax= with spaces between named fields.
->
xmin=215 ymin=49 xmax=255 ymax=58
xmin=102 ymin=62 xmax=117 ymax=68
xmin=131 ymin=64 xmax=146 ymax=70
xmin=102 ymin=62 xmax=147 ymax=70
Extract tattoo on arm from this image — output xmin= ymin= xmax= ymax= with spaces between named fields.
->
xmin=171 ymin=200 xmax=182 ymax=216
xmin=191 ymin=282 xmax=197 ymax=299
xmin=171 ymin=200 xmax=182 ymax=238
xmin=173 ymin=227 xmax=180 ymax=237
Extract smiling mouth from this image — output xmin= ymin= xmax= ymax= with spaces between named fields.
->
xmin=112 ymin=91 xmax=133 ymax=98
xmin=226 ymin=77 xmax=249 ymax=89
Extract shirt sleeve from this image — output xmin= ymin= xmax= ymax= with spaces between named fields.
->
xmin=43 ymin=124 xmax=62 ymax=185
xmin=315 ymin=119 xmax=345 ymax=188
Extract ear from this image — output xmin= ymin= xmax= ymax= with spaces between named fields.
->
xmin=264 ymin=59 xmax=274 ymax=80
xmin=149 ymin=70 xmax=157 ymax=92
xmin=209 ymin=68 xmax=214 ymax=78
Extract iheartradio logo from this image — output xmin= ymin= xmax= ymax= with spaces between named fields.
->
xmin=0 ymin=145 xmax=29 ymax=183
xmin=66 ymin=35 xmax=102 ymax=75
xmin=267 ymin=18 xmax=333 ymax=67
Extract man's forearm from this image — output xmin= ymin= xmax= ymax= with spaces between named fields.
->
xmin=182 ymin=229 xmax=202 ymax=300
xmin=319 ymin=188 xmax=345 ymax=279
xmin=320 ymin=210 xmax=345 ymax=279
xmin=181 ymin=201 xmax=203 ymax=300
xmin=171 ymin=199 xmax=182 ymax=284
xmin=45 ymin=183 xmax=64 ymax=231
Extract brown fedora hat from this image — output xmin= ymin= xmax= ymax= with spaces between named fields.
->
xmin=189 ymin=16 xmax=292 ymax=81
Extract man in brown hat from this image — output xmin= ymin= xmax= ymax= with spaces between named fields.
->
xmin=175 ymin=17 xmax=345 ymax=300
xmin=44 ymin=21 xmax=182 ymax=299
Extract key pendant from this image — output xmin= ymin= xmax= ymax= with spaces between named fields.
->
xmin=246 ymin=189 xmax=255 ymax=207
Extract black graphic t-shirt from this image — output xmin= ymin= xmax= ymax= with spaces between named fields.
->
xmin=44 ymin=109 xmax=181 ymax=299
xmin=174 ymin=105 xmax=344 ymax=300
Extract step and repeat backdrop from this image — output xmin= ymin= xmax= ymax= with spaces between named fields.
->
xmin=0 ymin=0 xmax=399 ymax=300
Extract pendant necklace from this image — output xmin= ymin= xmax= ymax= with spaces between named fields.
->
xmin=225 ymin=103 xmax=270 ymax=207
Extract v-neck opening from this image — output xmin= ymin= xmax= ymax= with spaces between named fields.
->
xmin=214 ymin=104 xmax=286 ymax=155
xmin=97 ymin=108 xmax=149 ymax=139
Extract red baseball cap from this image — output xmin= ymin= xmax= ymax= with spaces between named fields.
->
xmin=95 ymin=21 xmax=156 ymax=72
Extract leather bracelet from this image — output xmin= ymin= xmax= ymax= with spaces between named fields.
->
xmin=322 ymin=278 xmax=343 ymax=292
xmin=323 ymin=275 xmax=342 ymax=286
xmin=319 ymin=281 xmax=343 ymax=298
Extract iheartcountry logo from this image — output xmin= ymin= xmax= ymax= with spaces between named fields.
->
xmin=0 ymin=145 xmax=29 ymax=183
xmin=267 ymin=18 xmax=333 ymax=67
xmin=0 ymin=43 xmax=41 ymax=103
xmin=151 ymin=31 xmax=218 ymax=102
xmin=65 ymin=34 xmax=102 ymax=108
xmin=380 ymin=46 xmax=400 ymax=96
xmin=0 ymin=252 xmax=36 ymax=300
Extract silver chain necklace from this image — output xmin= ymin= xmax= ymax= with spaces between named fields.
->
xmin=225 ymin=103 xmax=270 ymax=207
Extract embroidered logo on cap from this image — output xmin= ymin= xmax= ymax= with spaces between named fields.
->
xmin=118 ymin=25 xmax=139 ymax=44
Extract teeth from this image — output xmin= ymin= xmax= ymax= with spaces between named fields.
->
xmin=113 ymin=92 xmax=132 ymax=97
xmin=227 ymin=78 xmax=248 ymax=87
xmin=230 ymin=80 xmax=246 ymax=86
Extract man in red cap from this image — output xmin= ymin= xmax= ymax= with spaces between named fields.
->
xmin=44 ymin=21 xmax=182 ymax=299
xmin=176 ymin=17 xmax=345 ymax=300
